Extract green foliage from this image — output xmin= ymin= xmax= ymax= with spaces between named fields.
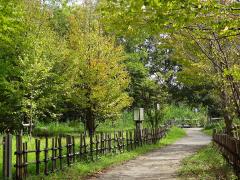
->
xmin=0 ymin=0 xmax=25 ymax=131
xmin=0 ymin=1 xmax=132 ymax=133
xmin=0 ymin=0 xmax=24 ymax=58
xmin=100 ymin=0 xmax=240 ymax=135
xmin=32 ymin=121 xmax=85 ymax=136
xmin=178 ymin=144 xmax=237 ymax=179
xmin=163 ymin=104 xmax=207 ymax=126
xmin=97 ymin=111 xmax=135 ymax=132
xmin=0 ymin=1 xmax=67 ymax=131
xmin=63 ymin=6 xmax=132 ymax=133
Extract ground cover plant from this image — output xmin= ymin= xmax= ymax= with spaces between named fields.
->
xmin=178 ymin=144 xmax=237 ymax=179
xmin=203 ymin=121 xmax=225 ymax=136
xmin=32 ymin=111 xmax=136 ymax=136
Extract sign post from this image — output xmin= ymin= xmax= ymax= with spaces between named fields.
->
xmin=134 ymin=108 xmax=144 ymax=142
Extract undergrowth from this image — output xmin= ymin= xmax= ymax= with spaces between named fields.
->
xmin=178 ymin=144 xmax=237 ymax=180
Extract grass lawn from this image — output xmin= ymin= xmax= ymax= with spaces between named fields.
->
xmin=178 ymin=144 xmax=237 ymax=180
xmin=32 ymin=112 xmax=137 ymax=136
xmin=27 ymin=127 xmax=186 ymax=180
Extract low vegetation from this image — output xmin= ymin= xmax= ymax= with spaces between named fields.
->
xmin=178 ymin=144 xmax=237 ymax=179
xmin=163 ymin=104 xmax=207 ymax=126
xmin=32 ymin=105 xmax=207 ymax=136
xmin=32 ymin=112 xmax=137 ymax=136
xmin=202 ymin=121 xmax=225 ymax=136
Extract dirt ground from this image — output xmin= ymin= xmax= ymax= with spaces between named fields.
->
xmin=88 ymin=128 xmax=211 ymax=180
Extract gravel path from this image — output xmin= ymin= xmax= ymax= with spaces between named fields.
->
xmin=88 ymin=128 xmax=211 ymax=180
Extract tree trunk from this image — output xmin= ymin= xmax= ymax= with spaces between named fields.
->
xmin=221 ymin=89 xmax=233 ymax=136
xmin=86 ymin=108 xmax=95 ymax=136
xmin=86 ymin=108 xmax=95 ymax=160
xmin=223 ymin=114 xmax=233 ymax=136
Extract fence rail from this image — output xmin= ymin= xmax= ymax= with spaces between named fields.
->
xmin=213 ymin=132 xmax=240 ymax=177
xmin=1 ymin=126 xmax=169 ymax=179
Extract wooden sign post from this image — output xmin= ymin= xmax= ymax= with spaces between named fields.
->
xmin=134 ymin=108 xmax=144 ymax=143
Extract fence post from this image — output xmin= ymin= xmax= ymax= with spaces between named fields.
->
xmin=108 ymin=134 xmax=112 ymax=154
xmin=36 ymin=139 xmax=40 ymax=175
xmin=23 ymin=142 xmax=28 ymax=179
xmin=103 ymin=133 xmax=107 ymax=154
xmin=114 ymin=131 xmax=117 ymax=154
xmin=130 ymin=131 xmax=133 ymax=150
xmin=90 ymin=133 xmax=94 ymax=161
xmin=96 ymin=134 xmax=99 ymax=159
xmin=83 ymin=134 xmax=87 ymax=159
xmin=126 ymin=131 xmax=129 ymax=151
xmin=58 ymin=137 xmax=63 ymax=170
xmin=122 ymin=131 xmax=125 ymax=152
xmin=51 ymin=138 xmax=55 ymax=171
xmin=16 ymin=135 xmax=23 ymax=179
xmin=44 ymin=137 xmax=49 ymax=175
xmin=72 ymin=136 xmax=75 ymax=163
xmin=3 ymin=133 xmax=12 ymax=179
xmin=79 ymin=134 xmax=83 ymax=160
xmin=100 ymin=133 xmax=104 ymax=155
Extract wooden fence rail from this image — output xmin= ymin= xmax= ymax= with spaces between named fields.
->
xmin=213 ymin=132 xmax=240 ymax=177
xmin=1 ymin=126 xmax=169 ymax=179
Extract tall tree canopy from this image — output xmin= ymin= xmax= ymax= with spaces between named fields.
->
xmin=100 ymin=0 xmax=240 ymax=134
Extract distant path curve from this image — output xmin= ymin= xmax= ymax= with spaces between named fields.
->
xmin=88 ymin=128 xmax=211 ymax=180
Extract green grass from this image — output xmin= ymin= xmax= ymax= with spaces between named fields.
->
xmin=202 ymin=121 xmax=225 ymax=136
xmin=33 ymin=112 xmax=137 ymax=136
xmin=33 ymin=121 xmax=85 ymax=136
xmin=27 ymin=127 xmax=186 ymax=180
xmin=178 ymin=144 xmax=237 ymax=180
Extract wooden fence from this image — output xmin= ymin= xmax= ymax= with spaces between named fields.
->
xmin=2 ymin=126 xmax=168 ymax=179
xmin=213 ymin=132 xmax=240 ymax=177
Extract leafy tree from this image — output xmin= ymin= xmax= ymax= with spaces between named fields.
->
xmin=121 ymin=38 xmax=169 ymax=128
xmin=64 ymin=5 xmax=132 ymax=135
xmin=0 ymin=0 xmax=25 ymax=131
xmin=0 ymin=0 xmax=66 ymax=132
xmin=171 ymin=30 xmax=240 ymax=135
xmin=100 ymin=0 xmax=240 ymax=135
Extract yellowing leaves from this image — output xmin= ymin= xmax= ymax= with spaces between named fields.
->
xmin=65 ymin=7 xmax=131 ymax=121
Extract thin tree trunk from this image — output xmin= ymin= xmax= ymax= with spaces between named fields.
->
xmin=221 ymin=89 xmax=233 ymax=136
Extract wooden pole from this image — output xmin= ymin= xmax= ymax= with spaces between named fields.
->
xmin=3 ymin=133 xmax=12 ymax=179
xmin=36 ymin=139 xmax=40 ymax=175
xmin=66 ymin=136 xmax=70 ymax=166
xmin=23 ymin=142 xmax=28 ymax=178
xmin=58 ymin=137 xmax=63 ymax=170
xmin=44 ymin=137 xmax=48 ymax=175
xmin=72 ymin=136 xmax=76 ymax=163
xmin=16 ymin=135 xmax=23 ymax=179
xmin=80 ymin=134 xmax=83 ymax=160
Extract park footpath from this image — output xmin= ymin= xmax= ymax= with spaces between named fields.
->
xmin=88 ymin=128 xmax=211 ymax=180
